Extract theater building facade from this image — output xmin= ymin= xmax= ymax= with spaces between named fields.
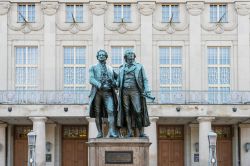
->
xmin=0 ymin=0 xmax=250 ymax=166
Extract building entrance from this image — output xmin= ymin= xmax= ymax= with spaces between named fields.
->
xmin=158 ymin=125 xmax=184 ymax=166
xmin=213 ymin=125 xmax=232 ymax=166
xmin=62 ymin=125 xmax=88 ymax=166
xmin=14 ymin=126 xmax=32 ymax=166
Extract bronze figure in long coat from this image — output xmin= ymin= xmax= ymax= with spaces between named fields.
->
xmin=116 ymin=50 xmax=150 ymax=137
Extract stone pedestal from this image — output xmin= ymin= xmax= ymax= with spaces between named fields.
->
xmin=87 ymin=138 xmax=151 ymax=166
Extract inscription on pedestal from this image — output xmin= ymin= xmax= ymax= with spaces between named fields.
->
xmin=105 ymin=151 xmax=133 ymax=164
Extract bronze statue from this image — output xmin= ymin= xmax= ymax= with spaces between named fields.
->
xmin=89 ymin=50 xmax=118 ymax=138
xmin=116 ymin=50 xmax=152 ymax=137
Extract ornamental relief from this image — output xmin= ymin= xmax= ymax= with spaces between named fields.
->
xmin=201 ymin=4 xmax=237 ymax=34
xmin=153 ymin=4 xmax=189 ymax=34
xmin=105 ymin=4 xmax=141 ymax=34
xmin=0 ymin=2 xmax=10 ymax=15
xmin=8 ymin=4 xmax=44 ymax=34
xmin=56 ymin=4 xmax=93 ymax=34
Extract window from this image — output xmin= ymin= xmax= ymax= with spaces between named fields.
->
xmin=15 ymin=47 xmax=39 ymax=90
xmin=208 ymin=47 xmax=230 ymax=103
xmin=114 ymin=4 xmax=131 ymax=22
xmin=210 ymin=4 xmax=228 ymax=22
xmin=162 ymin=4 xmax=179 ymax=22
xmin=64 ymin=47 xmax=86 ymax=90
xmin=111 ymin=46 xmax=133 ymax=72
xmin=66 ymin=4 xmax=84 ymax=23
xmin=159 ymin=47 xmax=182 ymax=103
xmin=17 ymin=4 xmax=35 ymax=22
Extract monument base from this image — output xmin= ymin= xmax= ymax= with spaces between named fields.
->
xmin=87 ymin=138 xmax=151 ymax=166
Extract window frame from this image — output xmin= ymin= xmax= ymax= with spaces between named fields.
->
xmin=63 ymin=46 xmax=86 ymax=90
xmin=65 ymin=3 xmax=84 ymax=23
xmin=161 ymin=4 xmax=180 ymax=23
xmin=17 ymin=3 xmax=36 ymax=23
xmin=209 ymin=4 xmax=228 ymax=23
xmin=113 ymin=4 xmax=132 ymax=23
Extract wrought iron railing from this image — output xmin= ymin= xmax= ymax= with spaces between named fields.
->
xmin=0 ymin=90 xmax=250 ymax=105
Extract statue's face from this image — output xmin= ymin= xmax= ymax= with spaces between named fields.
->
xmin=97 ymin=51 xmax=107 ymax=62
xmin=126 ymin=53 xmax=135 ymax=65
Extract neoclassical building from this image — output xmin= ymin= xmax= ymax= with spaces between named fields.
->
xmin=0 ymin=0 xmax=250 ymax=166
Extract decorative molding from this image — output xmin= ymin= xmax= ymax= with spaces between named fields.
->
xmin=153 ymin=4 xmax=189 ymax=34
xmin=201 ymin=4 xmax=238 ymax=34
xmin=0 ymin=2 xmax=10 ymax=15
xmin=8 ymin=4 xmax=44 ymax=34
xmin=41 ymin=2 xmax=59 ymax=16
xmin=235 ymin=2 xmax=250 ymax=16
xmin=105 ymin=4 xmax=140 ymax=34
xmin=197 ymin=117 xmax=215 ymax=122
xmin=89 ymin=2 xmax=107 ymax=16
xmin=56 ymin=4 xmax=92 ymax=34
xmin=137 ymin=3 xmax=156 ymax=16
xmin=186 ymin=2 xmax=204 ymax=16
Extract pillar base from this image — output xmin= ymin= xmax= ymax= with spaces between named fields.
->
xmin=87 ymin=138 xmax=151 ymax=166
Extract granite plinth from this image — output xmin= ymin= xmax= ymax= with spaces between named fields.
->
xmin=87 ymin=138 xmax=151 ymax=166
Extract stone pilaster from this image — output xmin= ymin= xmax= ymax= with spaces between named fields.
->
xmin=189 ymin=124 xmax=199 ymax=166
xmin=0 ymin=124 xmax=7 ymax=166
xmin=46 ymin=124 xmax=57 ymax=166
xmin=41 ymin=2 xmax=59 ymax=90
xmin=235 ymin=2 xmax=250 ymax=90
xmin=138 ymin=2 xmax=155 ymax=87
xmin=197 ymin=117 xmax=214 ymax=166
xmin=144 ymin=117 xmax=158 ymax=166
xmin=90 ymin=2 xmax=107 ymax=57
xmin=30 ymin=117 xmax=47 ymax=166
xmin=0 ymin=2 xmax=10 ymax=90
xmin=239 ymin=124 xmax=250 ymax=166
xmin=186 ymin=2 xmax=204 ymax=90
xmin=87 ymin=117 xmax=98 ymax=138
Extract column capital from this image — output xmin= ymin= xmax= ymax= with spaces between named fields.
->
xmin=89 ymin=2 xmax=107 ymax=16
xmin=137 ymin=2 xmax=156 ymax=16
xmin=0 ymin=123 xmax=7 ymax=128
xmin=197 ymin=117 xmax=215 ymax=123
xmin=29 ymin=117 xmax=48 ymax=123
xmin=186 ymin=2 xmax=204 ymax=16
xmin=149 ymin=117 xmax=159 ymax=123
xmin=0 ymin=2 xmax=10 ymax=15
xmin=239 ymin=123 xmax=250 ymax=128
xmin=41 ymin=2 xmax=59 ymax=16
xmin=235 ymin=2 xmax=250 ymax=16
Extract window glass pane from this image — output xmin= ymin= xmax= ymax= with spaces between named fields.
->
xmin=208 ymin=47 xmax=217 ymax=64
xmin=18 ymin=5 xmax=26 ymax=22
xmin=171 ymin=47 xmax=181 ymax=64
xmin=160 ymin=48 xmax=170 ymax=64
xmin=219 ymin=5 xmax=227 ymax=22
xmin=210 ymin=5 xmax=217 ymax=22
xmin=171 ymin=67 xmax=182 ymax=84
xmin=162 ymin=5 xmax=170 ymax=22
xmin=64 ymin=67 xmax=74 ymax=84
xmin=66 ymin=5 xmax=74 ymax=22
xmin=172 ymin=5 xmax=179 ymax=22
xmin=220 ymin=47 xmax=230 ymax=64
xmin=76 ymin=5 xmax=84 ymax=22
xmin=75 ymin=67 xmax=85 ymax=84
xmin=208 ymin=67 xmax=218 ymax=84
xmin=160 ymin=67 xmax=170 ymax=84
xmin=75 ymin=47 xmax=85 ymax=64
xmin=28 ymin=4 xmax=35 ymax=22
xmin=114 ymin=5 xmax=122 ymax=22
xmin=123 ymin=5 xmax=131 ymax=22
xmin=220 ymin=67 xmax=230 ymax=84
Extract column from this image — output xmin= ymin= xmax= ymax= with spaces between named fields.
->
xmin=46 ymin=124 xmax=56 ymax=166
xmin=90 ymin=2 xmax=106 ymax=56
xmin=197 ymin=117 xmax=214 ymax=166
xmin=0 ymin=2 xmax=10 ymax=90
xmin=239 ymin=124 xmax=250 ymax=166
xmin=30 ymin=117 xmax=47 ymax=166
xmin=87 ymin=117 xmax=98 ymax=138
xmin=144 ymin=117 xmax=158 ymax=166
xmin=235 ymin=2 xmax=250 ymax=90
xmin=41 ymin=2 xmax=59 ymax=90
xmin=138 ymin=2 xmax=155 ymax=86
xmin=186 ymin=2 xmax=204 ymax=90
xmin=189 ymin=124 xmax=199 ymax=166
xmin=232 ymin=124 xmax=239 ymax=166
xmin=0 ymin=124 xmax=7 ymax=166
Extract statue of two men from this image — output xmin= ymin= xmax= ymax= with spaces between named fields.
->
xmin=89 ymin=49 xmax=152 ymax=138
